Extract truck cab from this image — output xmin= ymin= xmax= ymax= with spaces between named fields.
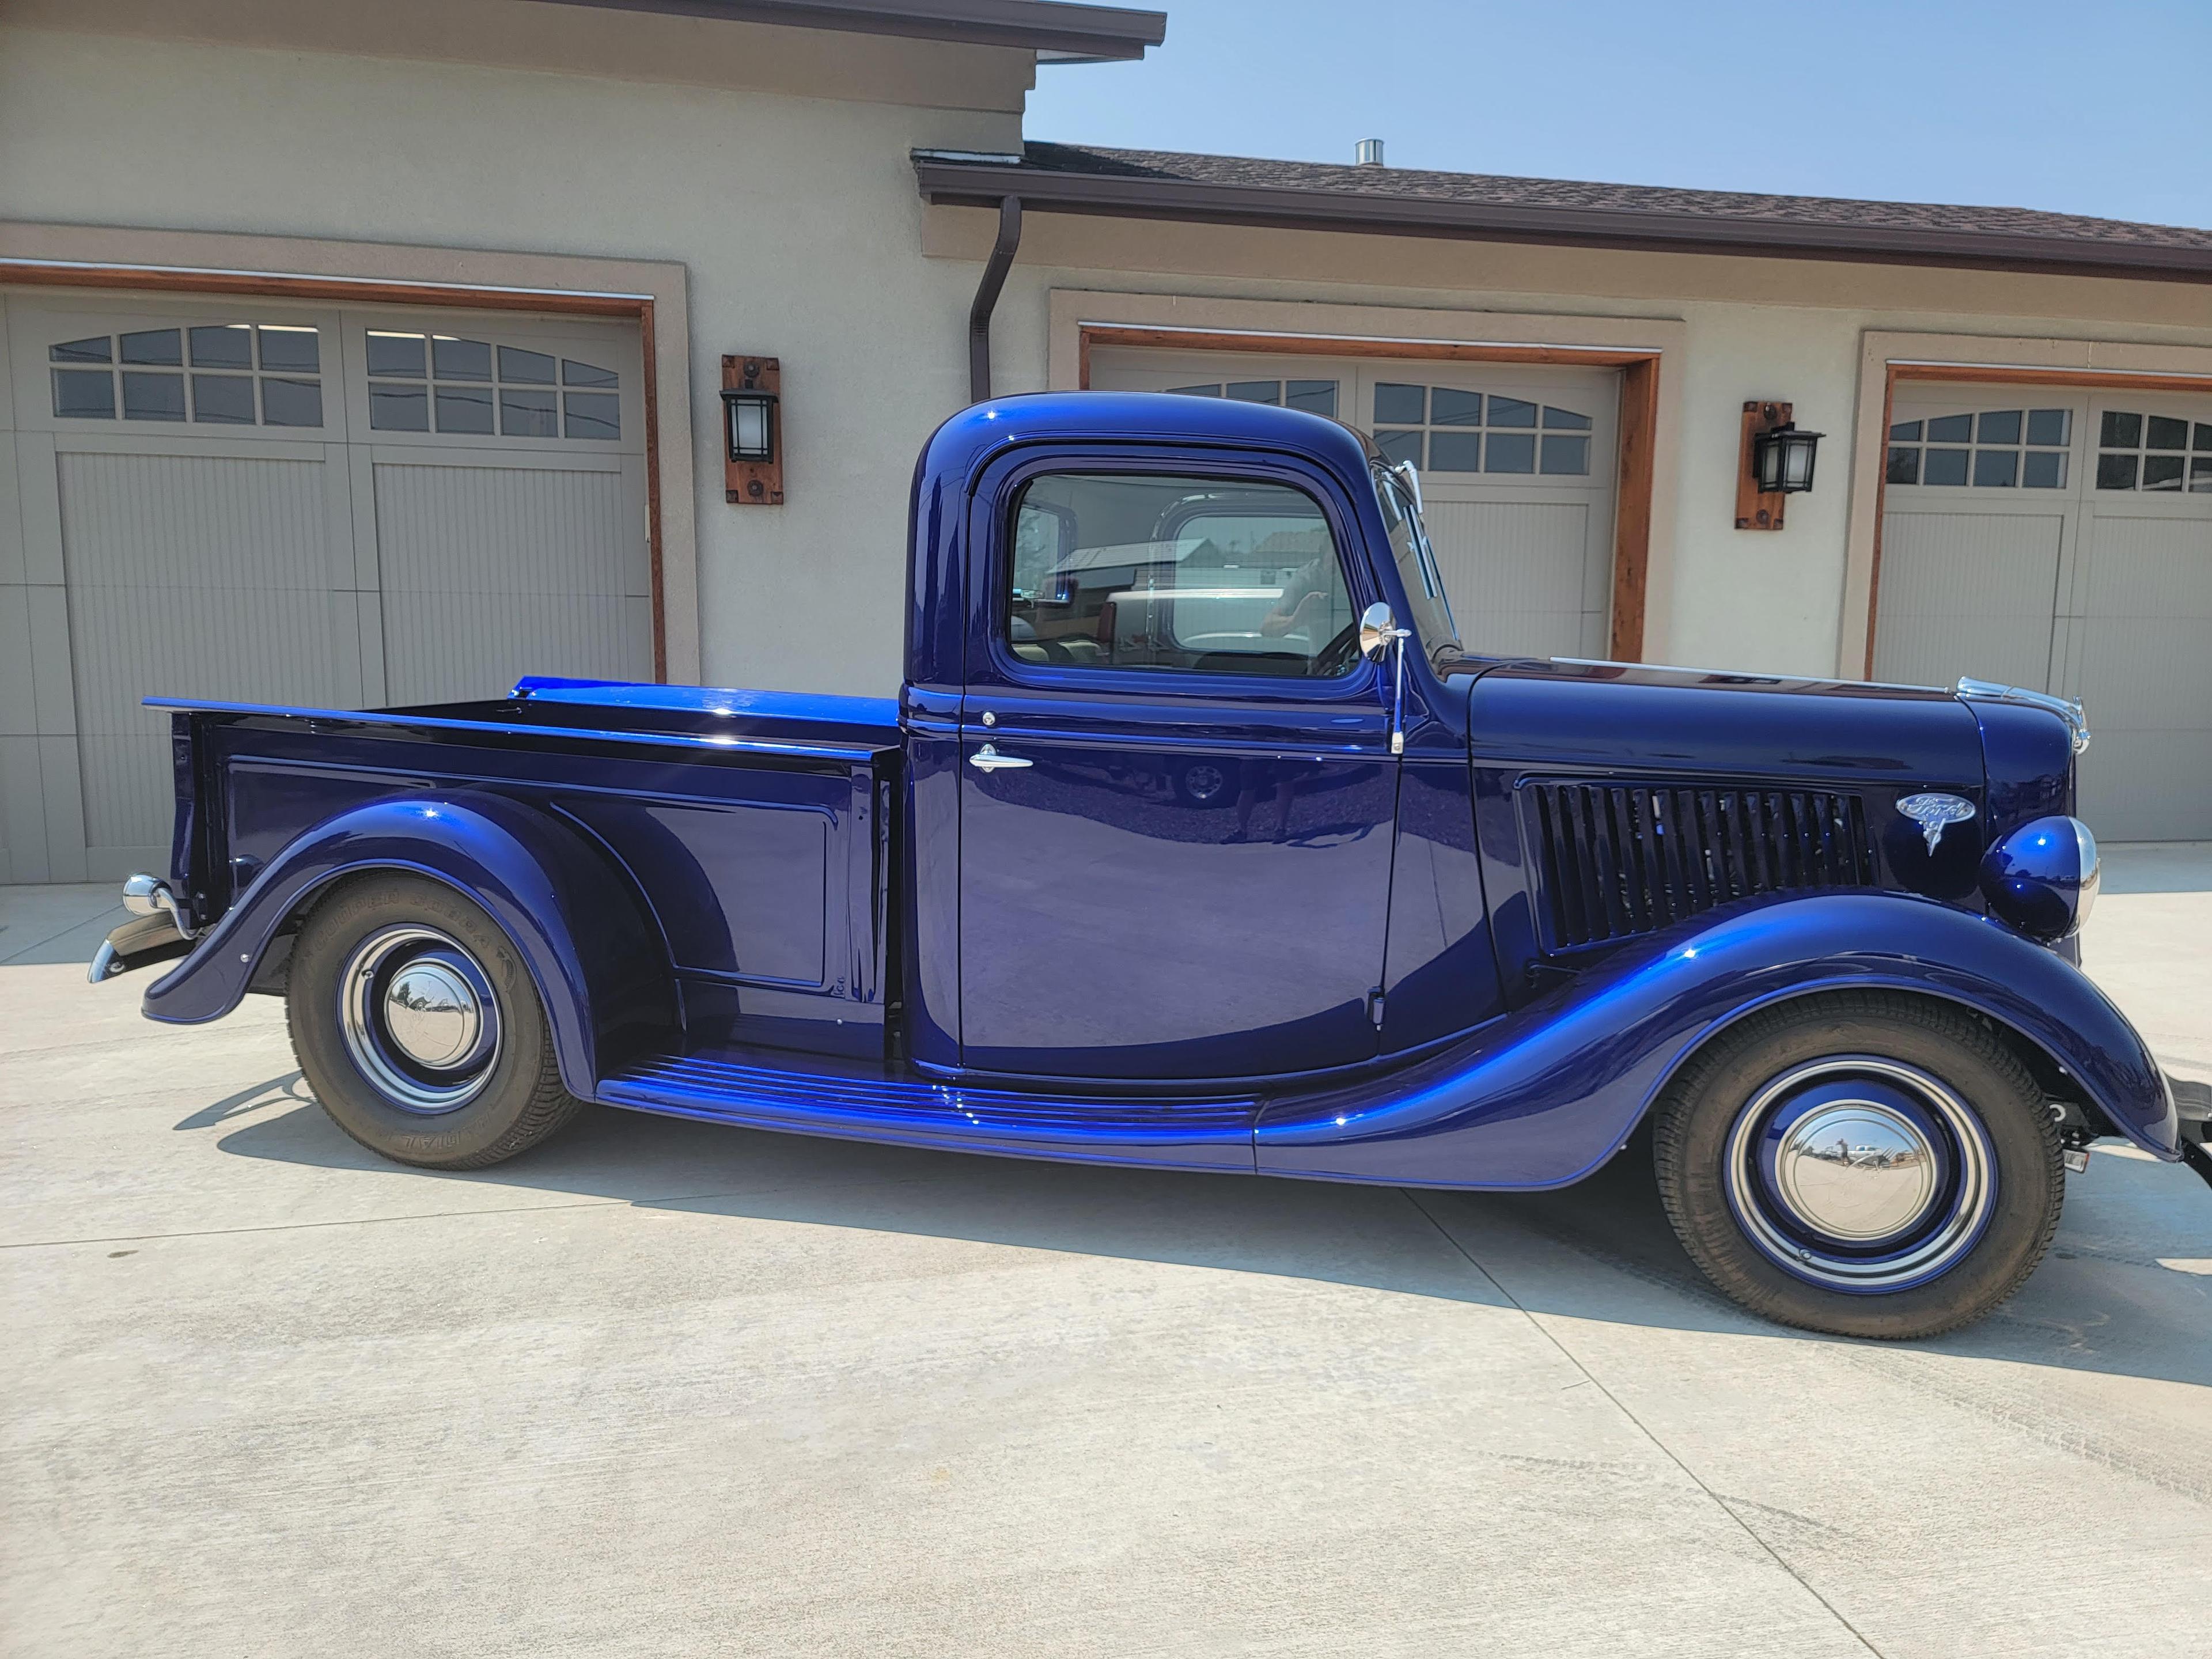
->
xmin=96 ymin=392 xmax=2205 ymax=1339
xmin=904 ymin=396 xmax=1478 ymax=1081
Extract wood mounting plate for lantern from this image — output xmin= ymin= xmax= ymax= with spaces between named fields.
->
xmin=1735 ymin=400 xmax=1791 ymax=531
xmin=723 ymin=354 xmax=783 ymax=506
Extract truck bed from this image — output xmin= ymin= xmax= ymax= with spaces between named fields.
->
xmin=151 ymin=676 xmax=901 ymax=1063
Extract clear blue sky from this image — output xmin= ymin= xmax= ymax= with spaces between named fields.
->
xmin=1027 ymin=0 xmax=2212 ymax=229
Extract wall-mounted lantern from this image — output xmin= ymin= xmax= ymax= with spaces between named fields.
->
xmin=1752 ymin=421 xmax=1823 ymax=495
xmin=721 ymin=355 xmax=783 ymax=505
xmin=723 ymin=387 xmax=776 ymax=462
xmin=1735 ymin=400 xmax=1822 ymax=530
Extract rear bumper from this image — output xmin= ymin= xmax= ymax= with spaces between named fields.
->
xmin=88 ymin=910 xmax=193 ymax=985
xmin=88 ymin=873 xmax=196 ymax=985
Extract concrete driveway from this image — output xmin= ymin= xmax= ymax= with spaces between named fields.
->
xmin=5 ymin=853 xmax=2209 ymax=1658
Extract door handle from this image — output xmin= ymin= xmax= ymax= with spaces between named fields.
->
xmin=968 ymin=743 xmax=1032 ymax=772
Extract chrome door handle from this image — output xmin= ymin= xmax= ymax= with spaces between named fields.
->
xmin=968 ymin=743 xmax=1032 ymax=772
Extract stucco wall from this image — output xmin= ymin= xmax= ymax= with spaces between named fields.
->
xmin=0 ymin=12 xmax=1021 ymax=696
xmin=948 ymin=210 xmax=2212 ymax=679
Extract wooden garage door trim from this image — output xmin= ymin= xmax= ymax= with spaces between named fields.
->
xmin=0 ymin=259 xmax=669 ymax=679
xmin=1077 ymin=323 xmax=1662 ymax=663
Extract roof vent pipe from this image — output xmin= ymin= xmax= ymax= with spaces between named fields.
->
xmin=1355 ymin=138 xmax=1385 ymax=167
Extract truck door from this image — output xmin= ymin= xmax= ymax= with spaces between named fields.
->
xmin=958 ymin=463 xmax=1400 ymax=1081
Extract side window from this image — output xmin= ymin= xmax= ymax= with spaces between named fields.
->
xmin=1006 ymin=472 xmax=1358 ymax=679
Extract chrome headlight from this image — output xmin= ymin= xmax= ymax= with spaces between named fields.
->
xmin=1979 ymin=816 xmax=2099 ymax=941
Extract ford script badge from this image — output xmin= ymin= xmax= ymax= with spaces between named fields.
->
xmin=1899 ymin=792 xmax=1976 ymax=854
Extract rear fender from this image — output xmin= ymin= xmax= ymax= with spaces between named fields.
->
xmin=142 ymin=793 xmax=674 ymax=1094
xmin=1257 ymin=891 xmax=2176 ymax=1188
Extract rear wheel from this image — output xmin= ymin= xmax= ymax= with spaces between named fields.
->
xmin=286 ymin=874 xmax=581 ymax=1169
xmin=1652 ymin=993 xmax=2063 ymax=1339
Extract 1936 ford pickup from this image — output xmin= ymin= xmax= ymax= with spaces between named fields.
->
xmin=93 ymin=392 xmax=2208 ymax=1339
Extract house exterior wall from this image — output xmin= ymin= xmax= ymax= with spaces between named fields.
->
xmin=935 ymin=208 xmax=2212 ymax=679
xmin=0 ymin=4 xmax=1025 ymax=696
xmin=3 ymin=1 xmax=2206 ymax=699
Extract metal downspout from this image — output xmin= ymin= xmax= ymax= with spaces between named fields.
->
xmin=967 ymin=195 xmax=1022 ymax=404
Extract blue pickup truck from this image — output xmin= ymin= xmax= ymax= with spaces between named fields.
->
xmin=94 ymin=392 xmax=2206 ymax=1339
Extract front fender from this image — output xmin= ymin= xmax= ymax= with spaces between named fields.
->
xmin=143 ymin=793 xmax=673 ymax=1094
xmin=1257 ymin=891 xmax=2176 ymax=1189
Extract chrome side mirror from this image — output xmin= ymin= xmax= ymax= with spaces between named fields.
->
xmin=1359 ymin=602 xmax=1414 ymax=754
xmin=1359 ymin=601 xmax=1400 ymax=662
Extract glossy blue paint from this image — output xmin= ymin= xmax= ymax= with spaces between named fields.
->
xmin=148 ymin=699 xmax=889 ymax=1064
xmin=1980 ymin=816 xmax=2100 ymax=942
xmin=904 ymin=397 xmax=1456 ymax=1077
xmin=512 ymin=675 xmax=900 ymax=742
xmin=1964 ymin=694 xmax=2074 ymax=835
xmin=1380 ymin=751 xmax=1505 ymax=1051
xmin=1465 ymin=660 xmax=1991 ymax=974
xmin=600 ymin=1051 xmax=1256 ymax=1171
xmin=147 ymin=694 xmax=888 ymax=765
xmin=1255 ymin=891 xmax=2177 ymax=1186
xmin=123 ymin=392 xmax=2186 ymax=1225
xmin=145 ymin=791 xmax=673 ymax=1094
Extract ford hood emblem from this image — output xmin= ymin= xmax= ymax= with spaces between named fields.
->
xmin=1899 ymin=792 xmax=1977 ymax=854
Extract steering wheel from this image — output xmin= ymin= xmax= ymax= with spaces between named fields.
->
xmin=1312 ymin=619 xmax=1363 ymax=677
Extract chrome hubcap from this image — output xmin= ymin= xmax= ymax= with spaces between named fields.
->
xmin=339 ymin=926 xmax=500 ymax=1113
xmin=1772 ymin=1101 xmax=1937 ymax=1241
xmin=1725 ymin=1056 xmax=1996 ymax=1294
xmin=382 ymin=958 xmax=487 ymax=1069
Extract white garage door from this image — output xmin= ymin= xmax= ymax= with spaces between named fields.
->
xmin=0 ymin=291 xmax=651 ymax=884
xmin=1873 ymin=382 xmax=2212 ymax=840
xmin=1088 ymin=349 xmax=1620 ymax=659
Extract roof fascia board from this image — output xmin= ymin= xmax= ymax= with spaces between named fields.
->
xmin=914 ymin=158 xmax=2212 ymax=284
xmin=531 ymin=0 xmax=1165 ymax=58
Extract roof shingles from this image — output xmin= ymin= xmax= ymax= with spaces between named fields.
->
xmin=1020 ymin=142 xmax=2212 ymax=252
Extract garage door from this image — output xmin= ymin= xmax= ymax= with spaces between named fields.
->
xmin=0 ymin=291 xmax=650 ymax=884
xmin=1088 ymin=349 xmax=1620 ymax=658
xmin=1873 ymin=382 xmax=2212 ymax=840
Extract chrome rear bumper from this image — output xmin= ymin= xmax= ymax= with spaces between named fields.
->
xmin=88 ymin=874 xmax=196 ymax=985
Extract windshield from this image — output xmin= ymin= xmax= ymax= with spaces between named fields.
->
xmin=1372 ymin=462 xmax=1460 ymax=661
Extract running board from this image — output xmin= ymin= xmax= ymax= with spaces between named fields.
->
xmin=596 ymin=1052 xmax=1258 ymax=1171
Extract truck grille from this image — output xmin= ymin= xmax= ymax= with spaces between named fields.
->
xmin=1525 ymin=781 xmax=1876 ymax=950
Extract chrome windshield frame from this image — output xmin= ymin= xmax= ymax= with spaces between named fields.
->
xmin=1372 ymin=460 xmax=1460 ymax=660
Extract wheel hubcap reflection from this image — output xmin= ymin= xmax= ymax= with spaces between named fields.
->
xmin=338 ymin=926 xmax=500 ymax=1113
xmin=1724 ymin=1056 xmax=1995 ymax=1294
xmin=1773 ymin=1101 xmax=1937 ymax=1241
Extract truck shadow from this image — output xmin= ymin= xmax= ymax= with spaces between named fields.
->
xmin=209 ymin=1086 xmax=2212 ymax=1392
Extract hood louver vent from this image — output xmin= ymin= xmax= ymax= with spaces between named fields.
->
xmin=1527 ymin=781 xmax=1876 ymax=951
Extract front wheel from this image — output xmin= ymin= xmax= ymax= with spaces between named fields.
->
xmin=1652 ymin=993 xmax=2063 ymax=1339
xmin=286 ymin=874 xmax=582 ymax=1169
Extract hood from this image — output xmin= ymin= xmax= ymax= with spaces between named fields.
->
xmin=1465 ymin=658 xmax=1982 ymax=781
xmin=1463 ymin=657 xmax=1994 ymax=915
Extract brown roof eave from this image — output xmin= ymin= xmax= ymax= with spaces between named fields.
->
xmin=914 ymin=158 xmax=2212 ymax=284
xmin=530 ymin=0 xmax=1166 ymax=60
